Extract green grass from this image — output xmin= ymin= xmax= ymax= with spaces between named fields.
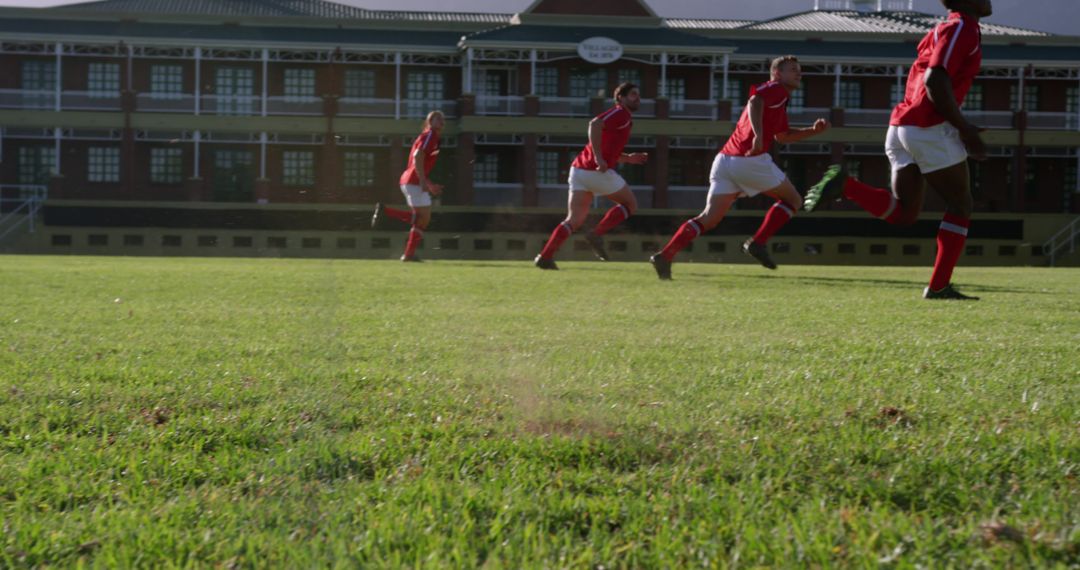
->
xmin=1 ymin=256 xmax=1077 ymax=568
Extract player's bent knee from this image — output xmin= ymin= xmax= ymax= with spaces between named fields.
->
xmin=892 ymin=209 xmax=920 ymax=226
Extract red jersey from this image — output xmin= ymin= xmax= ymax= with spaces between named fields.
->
xmin=399 ymin=129 xmax=440 ymax=185
xmin=571 ymin=106 xmax=633 ymax=171
xmin=721 ymin=81 xmax=790 ymax=157
xmin=891 ymin=12 xmax=982 ymax=128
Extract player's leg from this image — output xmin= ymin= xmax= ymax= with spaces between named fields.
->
xmin=536 ymin=190 xmax=592 ymax=269
xmin=744 ymin=178 xmax=801 ymax=269
xmin=650 ymin=191 xmax=738 ymax=280
xmin=585 ymin=185 xmax=637 ymax=261
xmin=922 ymin=162 xmax=979 ymax=300
xmin=402 ymin=205 xmax=431 ymax=262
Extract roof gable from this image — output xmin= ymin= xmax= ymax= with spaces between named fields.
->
xmin=522 ymin=0 xmax=656 ymax=18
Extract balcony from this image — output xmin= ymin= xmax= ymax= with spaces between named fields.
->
xmin=475 ymin=95 xmax=525 ymax=116
xmin=338 ymin=97 xmax=396 ymax=117
xmin=0 ymin=89 xmax=54 ymax=110
xmin=669 ymin=100 xmax=718 ymax=120
xmin=538 ymin=97 xmax=591 ymax=117
xmin=266 ymin=96 xmax=323 ymax=116
xmin=60 ymin=91 xmax=122 ymax=111
xmin=136 ymin=93 xmax=196 ymax=113
xmin=201 ymin=95 xmax=262 ymax=116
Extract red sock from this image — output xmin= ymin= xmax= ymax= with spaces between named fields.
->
xmin=539 ymin=221 xmax=572 ymax=259
xmin=659 ymin=218 xmax=703 ymax=262
xmin=592 ymin=204 xmax=630 ymax=237
xmin=844 ymin=178 xmax=904 ymax=224
xmin=751 ymin=201 xmax=795 ymax=245
xmin=384 ymin=206 xmax=414 ymax=225
xmin=929 ymin=213 xmax=969 ymax=291
xmin=404 ymin=226 xmax=423 ymax=258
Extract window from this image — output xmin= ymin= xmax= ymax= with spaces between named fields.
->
xmin=891 ymin=83 xmax=904 ymax=107
xmin=617 ymin=68 xmax=640 ymax=86
xmin=1067 ymin=87 xmax=1078 ymax=129
xmin=846 ymin=159 xmax=862 ymax=181
xmin=21 ymin=61 xmax=55 ymax=109
xmin=213 ymin=150 xmax=254 ymax=202
xmin=1066 ymin=160 xmax=1078 ymax=193
xmin=475 ymin=68 xmax=515 ymax=96
xmin=970 ymin=161 xmax=982 ymax=197
xmin=215 ymin=67 xmax=255 ymax=115
xmin=282 ymin=151 xmax=315 ymax=186
xmin=534 ymin=67 xmax=558 ymax=97
xmin=569 ymin=68 xmax=606 ymax=98
xmin=283 ymin=68 xmax=316 ymax=100
xmin=344 ymin=69 xmax=376 ymax=98
xmin=724 ymin=79 xmax=743 ymax=102
xmin=150 ymin=148 xmax=183 ymax=184
xmin=537 ymin=151 xmax=560 ymax=185
xmin=405 ymin=71 xmax=445 ymax=118
xmin=343 ymin=151 xmax=376 ymax=187
xmin=790 ymin=87 xmax=805 ymax=110
xmin=963 ymin=84 xmax=983 ymax=111
xmin=150 ymin=64 xmax=183 ymax=99
xmin=838 ymin=81 xmax=862 ymax=108
xmin=1024 ymin=161 xmax=1038 ymax=202
xmin=87 ymin=62 xmax=120 ymax=98
xmin=87 ymin=147 xmax=120 ymax=183
xmin=17 ymin=146 xmax=56 ymax=185
xmin=473 ymin=153 xmax=498 ymax=183
xmin=1009 ymin=84 xmax=1039 ymax=111
xmin=667 ymin=77 xmax=686 ymax=112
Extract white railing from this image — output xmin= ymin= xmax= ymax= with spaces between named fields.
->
xmin=670 ymin=99 xmax=718 ymax=120
xmin=0 ymin=185 xmax=47 ymax=241
xmin=966 ymin=111 xmax=1015 ymax=129
xmin=402 ymin=99 xmax=458 ymax=119
xmin=201 ymin=94 xmax=262 ymax=116
xmin=0 ymin=89 xmax=55 ymax=110
xmin=538 ymin=97 xmax=591 ymax=117
xmin=338 ymin=97 xmax=396 ymax=117
xmin=473 ymin=182 xmax=524 ymax=206
xmin=1044 ymin=216 xmax=1080 ymax=267
xmin=1026 ymin=111 xmax=1078 ymax=131
xmin=636 ymin=99 xmax=657 ymax=118
xmin=787 ymin=107 xmax=831 ymax=125
xmin=266 ymin=96 xmax=323 ymax=116
xmin=135 ymin=93 xmax=196 ymax=113
xmin=60 ymin=91 xmax=122 ymax=111
xmin=475 ymin=95 xmax=525 ymax=116
xmin=844 ymin=108 xmax=892 ymax=127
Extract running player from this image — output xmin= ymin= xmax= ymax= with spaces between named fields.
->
xmin=371 ymin=110 xmax=445 ymax=262
xmin=650 ymin=55 xmax=829 ymax=280
xmin=534 ymin=82 xmax=649 ymax=270
xmin=803 ymin=0 xmax=991 ymax=300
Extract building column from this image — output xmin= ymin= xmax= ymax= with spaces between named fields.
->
xmin=187 ymin=131 xmax=204 ymax=201
xmin=394 ymin=52 xmax=402 ymax=120
xmin=522 ymin=134 xmax=538 ymax=207
xmin=320 ymin=137 xmax=340 ymax=202
xmin=652 ymin=136 xmax=670 ymax=208
xmin=721 ymin=53 xmax=729 ymax=103
xmin=194 ymin=47 xmax=202 ymax=116
xmin=256 ymin=132 xmax=270 ymax=203
xmin=455 ymin=134 xmax=475 ymax=206
xmin=261 ymin=48 xmax=269 ymax=117
xmin=1013 ymin=110 xmax=1028 ymax=212
xmin=830 ymin=108 xmax=845 ymax=166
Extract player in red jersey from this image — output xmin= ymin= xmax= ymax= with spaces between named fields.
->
xmin=371 ymin=110 xmax=445 ymax=262
xmin=534 ymin=82 xmax=649 ymax=270
xmin=649 ymin=56 xmax=829 ymax=280
xmin=804 ymin=0 xmax=992 ymax=300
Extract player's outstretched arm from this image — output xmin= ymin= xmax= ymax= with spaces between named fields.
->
xmin=925 ymin=66 xmax=986 ymax=160
xmin=617 ymin=152 xmax=649 ymax=165
xmin=774 ymin=119 xmax=830 ymax=144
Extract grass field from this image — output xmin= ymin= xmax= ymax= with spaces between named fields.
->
xmin=1 ymin=256 xmax=1077 ymax=568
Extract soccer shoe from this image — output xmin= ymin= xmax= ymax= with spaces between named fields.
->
xmin=371 ymin=202 xmax=383 ymax=229
xmin=923 ymin=284 xmax=979 ymax=300
xmin=649 ymin=253 xmax=672 ymax=280
xmin=534 ymin=254 xmax=558 ymax=270
xmin=742 ymin=239 xmax=777 ymax=270
xmin=804 ymin=164 xmax=847 ymax=212
xmin=400 ymin=254 xmax=423 ymax=263
xmin=585 ymin=233 xmax=609 ymax=261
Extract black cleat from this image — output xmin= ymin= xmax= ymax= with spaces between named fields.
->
xmin=649 ymin=253 xmax=672 ymax=280
xmin=923 ymin=284 xmax=979 ymax=300
xmin=742 ymin=239 xmax=777 ymax=270
xmin=400 ymin=255 xmax=422 ymax=263
xmin=804 ymin=164 xmax=848 ymax=212
xmin=371 ymin=202 xmax=383 ymax=229
xmin=534 ymin=254 xmax=558 ymax=270
xmin=585 ymin=233 xmax=609 ymax=261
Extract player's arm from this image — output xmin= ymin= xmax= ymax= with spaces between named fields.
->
xmin=587 ymin=116 xmax=607 ymax=171
xmin=925 ymin=66 xmax=986 ymax=160
xmin=774 ymin=119 xmax=829 ymax=144
xmin=617 ymin=152 xmax=648 ymax=165
xmin=412 ymin=146 xmax=442 ymax=195
xmin=745 ymin=94 xmax=765 ymax=156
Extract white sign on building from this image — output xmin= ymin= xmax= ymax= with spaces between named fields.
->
xmin=577 ymin=37 xmax=623 ymax=65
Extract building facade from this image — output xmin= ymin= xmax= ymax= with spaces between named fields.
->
xmin=1 ymin=0 xmax=1079 ymax=214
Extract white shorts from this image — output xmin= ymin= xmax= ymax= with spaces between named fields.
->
xmin=885 ymin=123 xmax=968 ymax=175
xmin=568 ymin=167 xmax=627 ymax=197
xmin=707 ymin=153 xmax=787 ymax=199
xmin=399 ymin=184 xmax=432 ymax=208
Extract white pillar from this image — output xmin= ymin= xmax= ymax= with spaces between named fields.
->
xmin=660 ymin=52 xmax=668 ymax=98
xmin=193 ymin=131 xmax=201 ymax=178
xmin=261 ymin=48 xmax=269 ymax=117
xmin=194 ymin=47 xmax=201 ymax=116
xmin=834 ymin=63 xmax=842 ymax=107
xmin=54 ymin=43 xmax=62 ymax=112
xmin=722 ymin=53 xmax=729 ymax=101
xmin=708 ymin=58 xmax=716 ymax=101
xmin=394 ymin=52 xmax=402 ymax=120
xmin=464 ymin=48 xmax=474 ymax=93
xmin=895 ymin=65 xmax=904 ymax=104
xmin=530 ymin=49 xmax=537 ymax=96
xmin=126 ymin=44 xmax=134 ymax=91
xmin=53 ymin=127 xmax=61 ymax=175
xmin=259 ymin=132 xmax=267 ymax=179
